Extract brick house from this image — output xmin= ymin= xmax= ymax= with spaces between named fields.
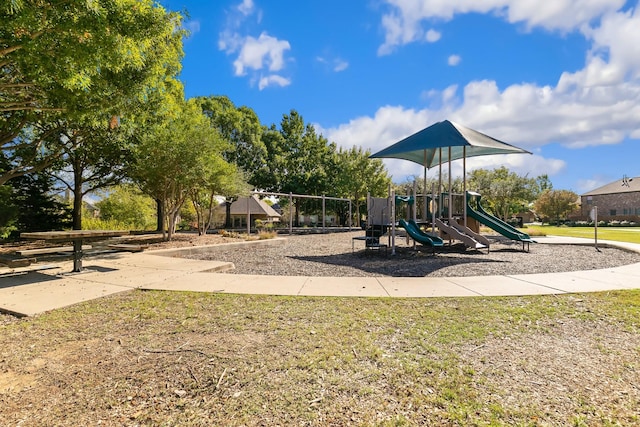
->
xmin=580 ymin=176 xmax=640 ymax=221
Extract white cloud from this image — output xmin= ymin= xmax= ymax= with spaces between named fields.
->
xmin=320 ymin=105 xmax=565 ymax=181
xmin=185 ymin=20 xmax=200 ymax=37
xmin=237 ymin=0 xmax=254 ymax=16
xmin=232 ymin=32 xmax=290 ymax=76
xmin=218 ymin=1 xmax=291 ymax=88
xmin=323 ymin=4 xmax=640 ymax=184
xmin=425 ymin=29 xmax=441 ymax=42
xmin=377 ymin=0 xmax=625 ymax=54
xmin=448 ymin=54 xmax=461 ymax=66
xmin=334 ymin=59 xmax=349 ymax=72
xmin=258 ymin=74 xmax=291 ymax=90
xmin=317 ymin=55 xmax=349 ymax=72
xmin=441 ymin=84 xmax=458 ymax=103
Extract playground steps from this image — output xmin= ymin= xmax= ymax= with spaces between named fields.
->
xmin=435 ymin=218 xmax=488 ymax=251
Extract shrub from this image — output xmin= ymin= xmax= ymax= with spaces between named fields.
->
xmin=258 ymin=230 xmax=277 ymax=240
xmin=570 ymin=221 xmax=591 ymax=227
xmin=219 ymin=230 xmax=241 ymax=239
xmin=83 ymin=217 xmax=133 ymax=231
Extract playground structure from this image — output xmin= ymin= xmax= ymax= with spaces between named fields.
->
xmin=366 ymin=119 xmax=534 ymax=254
xmin=247 ymin=191 xmax=353 ymax=235
xmin=363 ymin=183 xmax=533 ymax=255
xmin=466 ymin=191 xmax=534 ymax=251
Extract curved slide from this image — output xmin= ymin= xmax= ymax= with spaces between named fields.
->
xmin=466 ymin=192 xmax=534 ymax=243
xmin=398 ymin=219 xmax=444 ymax=249
xmin=435 ymin=218 xmax=488 ymax=251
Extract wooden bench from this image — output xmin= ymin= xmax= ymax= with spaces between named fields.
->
xmin=106 ymin=243 xmax=148 ymax=252
xmin=17 ymin=245 xmax=92 ymax=256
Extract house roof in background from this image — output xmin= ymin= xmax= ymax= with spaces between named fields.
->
xmin=230 ymin=195 xmax=281 ymax=217
xmin=582 ymin=176 xmax=640 ymax=196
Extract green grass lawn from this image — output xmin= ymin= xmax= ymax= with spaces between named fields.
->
xmin=2 ymin=290 xmax=640 ymax=425
xmin=523 ymin=225 xmax=640 ymax=244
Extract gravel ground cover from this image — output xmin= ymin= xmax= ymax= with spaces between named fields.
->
xmin=184 ymin=230 xmax=640 ymax=277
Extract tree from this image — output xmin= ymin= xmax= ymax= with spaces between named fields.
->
xmin=256 ymin=125 xmax=286 ymax=194
xmin=331 ymin=146 xmax=391 ymax=225
xmin=95 ymin=185 xmax=156 ymax=230
xmin=0 ymin=171 xmax=71 ymax=237
xmin=1 ymin=153 xmax=71 ymax=236
xmin=131 ymin=98 xmax=232 ymax=241
xmin=467 ymin=167 xmax=541 ymax=221
xmin=51 ymin=123 xmax=132 ymax=229
xmin=190 ymin=158 xmax=248 ymax=235
xmin=534 ymin=189 xmax=578 ymax=225
xmin=264 ymin=110 xmax=335 ymax=225
xmin=1 ymin=0 xmax=185 ymax=184
xmin=196 ymin=96 xmax=264 ymax=227
xmin=195 ymin=96 xmax=267 ymax=187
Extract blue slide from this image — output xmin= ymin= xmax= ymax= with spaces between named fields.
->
xmin=466 ymin=192 xmax=534 ymax=243
xmin=399 ymin=219 xmax=444 ymax=249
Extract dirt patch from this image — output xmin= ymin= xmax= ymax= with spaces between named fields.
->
xmin=1 ymin=292 xmax=640 ymax=425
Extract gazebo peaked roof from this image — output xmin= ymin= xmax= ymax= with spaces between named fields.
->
xmin=370 ymin=119 xmax=531 ymax=167
xmin=230 ymin=195 xmax=281 ymax=219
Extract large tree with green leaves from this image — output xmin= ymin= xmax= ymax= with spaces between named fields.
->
xmin=195 ymin=96 xmax=267 ymax=186
xmin=467 ymin=166 xmax=543 ymax=221
xmin=131 ymin=98 xmax=234 ymax=241
xmin=95 ymin=184 xmax=156 ymax=230
xmin=1 ymin=0 xmax=185 ymax=184
xmin=534 ymin=189 xmax=578 ymax=225
xmin=265 ymin=110 xmax=335 ymax=225
xmin=195 ymin=96 xmax=264 ymax=228
xmin=189 ymin=158 xmax=248 ymax=235
xmin=0 ymin=153 xmax=71 ymax=237
xmin=331 ymin=146 xmax=391 ymax=225
xmin=52 ymin=123 xmax=133 ymax=229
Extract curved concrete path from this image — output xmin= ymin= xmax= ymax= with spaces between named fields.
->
xmin=1 ymin=236 xmax=639 ymax=317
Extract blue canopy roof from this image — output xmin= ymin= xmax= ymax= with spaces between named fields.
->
xmin=370 ymin=120 xmax=530 ymax=167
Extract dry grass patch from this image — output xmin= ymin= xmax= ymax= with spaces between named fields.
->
xmin=1 ymin=290 xmax=640 ymax=425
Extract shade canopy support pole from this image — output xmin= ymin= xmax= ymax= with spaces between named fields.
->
xmin=448 ymin=146 xmax=452 ymax=222
xmin=438 ymin=147 xmax=442 ymax=220
xmin=463 ymin=146 xmax=467 ymax=227
xmin=423 ymin=149 xmax=428 ymax=221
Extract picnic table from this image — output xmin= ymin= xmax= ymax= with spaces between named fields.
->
xmin=20 ymin=230 xmax=129 ymax=273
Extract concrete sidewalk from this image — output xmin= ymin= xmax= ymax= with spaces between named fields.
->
xmin=1 ymin=236 xmax=640 ymax=317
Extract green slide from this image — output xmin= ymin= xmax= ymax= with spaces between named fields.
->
xmin=466 ymin=192 xmax=534 ymax=243
xmin=399 ymin=219 xmax=444 ymax=248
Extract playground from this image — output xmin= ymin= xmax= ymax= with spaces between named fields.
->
xmin=185 ymin=230 xmax=640 ymax=277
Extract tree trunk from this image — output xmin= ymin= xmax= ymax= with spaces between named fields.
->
xmin=204 ymin=192 xmax=215 ymax=233
xmin=156 ymin=199 xmax=164 ymax=232
xmin=167 ymin=211 xmax=175 ymax=241
xmin=72 ymin=187 xmax=83 ymax=230
xmin=191 ymin=198 xmax=205 ymax=236
xmin=72 ymin=164 xmax=83 ymax=230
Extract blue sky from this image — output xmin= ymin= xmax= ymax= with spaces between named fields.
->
xmin=159 ymin=0 xmax=640 ymax=194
